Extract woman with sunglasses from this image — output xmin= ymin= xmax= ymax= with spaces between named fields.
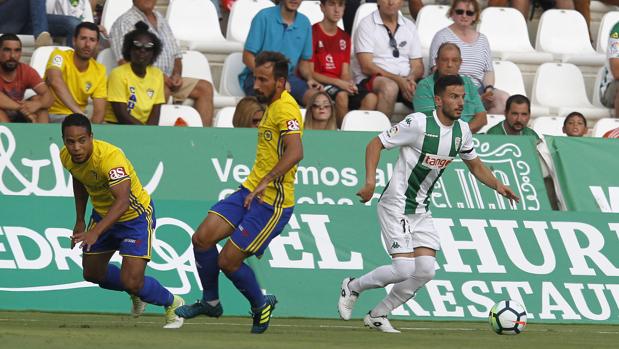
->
xmin=429 ymin=0 xmax=509 ymax=116
xmin=304 ymin=91 xmax=337 ymax=130
xmin=232 ymin=96 xmax=265 ymax=128
xmin=104 ymin=21 xmax=165 ymax=125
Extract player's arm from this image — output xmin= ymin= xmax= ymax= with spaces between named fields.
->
xmin=357 ymin=136 xmax=385 ymax=203
xmin=462 ymin=157 xmax=520 ymax=204
xmin=111 ymin=102 xmax=144 ymax=125
xmin=46 ymin=68 xmax=83 ymax=114
xmin=73 ymin=180 xmax=131 ymax=251
xmin=71 ymin=177 xmax=89 ymax=248
xmin=243 ymin=133 xmax=304 ymax=207
xmin=145 ymin=103 xmax=162 ymax=126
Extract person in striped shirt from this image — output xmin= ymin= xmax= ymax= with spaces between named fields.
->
xmin=338 ymin=74 xmax=519 ymax=333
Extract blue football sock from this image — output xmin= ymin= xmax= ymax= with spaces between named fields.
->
xmin=194 ymin=247 xmax=220 ymax=302
xmin=137 ymin=276 xmax=174 ymax=307
xmin=224 ymin=263 xmax=265 ymax=309
xmin=99 ymin=264 xmax=125 ymax=292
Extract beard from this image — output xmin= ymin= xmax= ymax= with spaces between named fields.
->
xmin=0 ymin=60 xmax=18 ymax=72
xmin=255 ymin=89 xmax=273 ymax=104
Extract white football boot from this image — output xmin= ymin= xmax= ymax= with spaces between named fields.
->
xmin=338 ymin=277 xmax=359 ymax=320
xmin=363 ymin=312 xmax=401 ymax=333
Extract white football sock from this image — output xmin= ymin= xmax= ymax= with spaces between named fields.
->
xmin=349 ymin=257 xmax=415 ymax=294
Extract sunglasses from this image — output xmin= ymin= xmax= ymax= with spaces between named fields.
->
xmin=454 ymin=9 xmax=475 ymax=16
xmin=132 ymin=40 xmax=154 ymax=49
xmin=312 ymin=104 xmax=332 ymax=109
xmin=383 ymin=26 xmax=400 ymax=58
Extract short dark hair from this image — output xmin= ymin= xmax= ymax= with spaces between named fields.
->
xmin=434 ymin=74 xmax=464 ymax=96
xmin=0 ymin=33 xmax=21 ymax=48
xmin=320 ymin=0 xmax=345 ymax=5
xmin=505 ymin=94 xmax=530 ymax=113
xmin=121 ymin=21 xmax=163 ymax=64
xmin=61 ymin=113 xmax=92 ymax=137
xmin=74 ymin=21 xmax=100 ymax=41
xmin=255 ymin=51 xmax=289 ymax=81
xmin=436 ymin=42 xmax=461 ymax=59
xmin=564 ymin=111 xmax=587 ymax=127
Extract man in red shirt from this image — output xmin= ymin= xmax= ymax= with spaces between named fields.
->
xmin=0 ymin=34 xmax=53 ymax=123
xmin=311 ymin=0 xmax=376 ymax=126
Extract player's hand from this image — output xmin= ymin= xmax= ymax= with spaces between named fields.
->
xmin=496 ymin=183 xmax=520 ymax=207
xmin=244 ymin=181 xmax=268 ymax=209
xmin=72 ymin=229 xmax=99 ymax=252
xmin=71 ymin=220 xmax=86 ymax=249
xmin=356 ymin=182 xmax=376 ymax=203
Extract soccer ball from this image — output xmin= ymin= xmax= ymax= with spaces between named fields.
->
xmin=488 ymin=300 xmax=527 ymax=335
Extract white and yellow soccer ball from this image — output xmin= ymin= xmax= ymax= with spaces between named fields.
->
xmin=488 ymin=300 xmax=527 ymax=335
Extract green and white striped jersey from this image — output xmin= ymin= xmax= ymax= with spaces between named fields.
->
xmin=378 ymin=111 xmax=477 ymax=214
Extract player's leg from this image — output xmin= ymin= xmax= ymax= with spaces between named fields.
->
xmin=82 ymin=251 xmax=121 ymax=290
xmin=338 ymin=205 xmax=416 ymax=320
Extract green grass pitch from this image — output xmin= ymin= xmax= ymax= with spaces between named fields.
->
xmin=0 ymin=311 xmax=617 ymax=349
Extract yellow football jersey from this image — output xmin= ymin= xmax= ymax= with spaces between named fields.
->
xmin=60 ymin=139 xmax=151 ymax=222
xmin=243 ymin=90 xmax=303 ymax=208
xmin=105 ymin=64 xmax=165 ymax=124
xmin=45 ymin=49 xmax=107 ymax=115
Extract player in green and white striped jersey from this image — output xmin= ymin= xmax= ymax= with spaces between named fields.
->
xmin=338 ymin=75 xmax=519 ymax=333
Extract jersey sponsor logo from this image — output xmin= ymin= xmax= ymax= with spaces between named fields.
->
xmin=399 ymin=40 xmax=407 ymax=47
xmin=424 ymin=132 xmax=439 ymax=138
xmin=51 ymin=54 xmax=63 ymax=67
xmin=387 ymin=125 xmax=399 ymax=137
xmin=422 ymin=154 xmax=454 ymax=170
xmin=287 ymin=119 xmax=300 ymax=131
xmin=108 ymin=167 xmax=127 ymax=180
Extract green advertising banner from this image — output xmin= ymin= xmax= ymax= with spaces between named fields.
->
xmin=546 ymin=136 xmax=619 ymax=213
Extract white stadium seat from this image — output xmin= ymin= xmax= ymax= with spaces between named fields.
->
xmin=492 ymin=60 xmax=550 ymax=117
xmin=351 ymin=3 xmax=377 ymax=39
xmin=478 ymin=7 xmax=553 ymax=64
xmin=535 ymin=9 xmax=606 ymax=65
xmin=159 ymin=105 xmax=203 ymax=127
xmin=181 ymin=51 xmax=238 ymax=108
xmin=226 ymin=0 xmax=275 ymax=43
xmin=214 ymin=106 xmax=235 ymax=128
xmin=219 ymin=52 xmax=245 ymax=97
xmin=530 ymin=116 xmax=566 ymax=136
xmin=592 ymin=118 xmax=619 ymax=137
xmin=96 ymin=48 xmax=117 ymax=76
xmin=596 ymin=11 xmax=619 ymax=53
xmin=30 ymin=46 xmax=71 ymax=77
xmin=298 ymin=0 xmax=344 ymax=28
xmin=531 ymin=63 xmax=611 ymax=120
xmin=101 ymin=0 xmax=132 ymax=34
xmin=166 ymin=0 xmax=242 ymax=53
xmin=341 ymin=110 xmax=391 ymax=131
xmin=479 ymin=114 xmax=504 ymax=134
xmin=416 ymin=5 xmax=452 ymax=52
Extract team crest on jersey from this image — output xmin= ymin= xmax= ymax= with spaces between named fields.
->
xmin=108 ymin=167 xmax=127 ymax=180
xmin=612 ymin=32 xmax=619 ymax=39
xmin=318 ymin=40 xmax=324 ymax=48
xmin=90 ymin=170 xmax=98 ymax=179
xmin=387 ymin=125 xmax=399 ymax=137
xmin=455 ymin=137 xmax=461 ymax=151
xmin=422 ymin=154 xmax=454 ymax=170
xmin=51 ymin=54 xmax=63 ymax=67
xmin=147 ymin=88 xmax=154 ymax=98
xmin=85 ymin=82 xmax=92 ymax=91
xmin=339 ymin=39 xmax=347 ymax=50
xmin=263 ymin=130 xmax=273 ymax=141
xmin=287 ymin=119 xmax=300 ymax=131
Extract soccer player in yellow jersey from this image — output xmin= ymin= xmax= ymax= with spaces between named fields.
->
xmin=60 ymin=114 xmax=184 ymax=328
xmin=45 ymin=22 xmax=107 ymax=123
xmin=175 ymin=51 xmax=304 ymax=333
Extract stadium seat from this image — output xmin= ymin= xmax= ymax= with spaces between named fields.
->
xmin=166 ymin=0 xmax=243 ymax=53
xmin=531 ymin=63 xmax=611 ymax=120
xmin=591 ymin=0 xmax=619 ymax=14
xmin=479 ymin=114 xmax=504 ymax=134
xmin=478 ymin=7 xmax=553 ymax=64
xmin=29 ymin=46 xmax=72 ymax=77
xmin=591 ymin=66 xmax=614 ymax=116
xmin=96 ymin=48 xmax=117 ymax=76
xmin=416 ymin=5 xmax=452 ymax=52
xmin=101 ymin=0 xmax=132 ymax=34
xmin=351 ymin=3 xmax=377 ymax=39
xmin=492 ymin=60 xmax=550 ymax=117
xmin=341 ymin=110 xmax=390 ymax=131
xmin=530 ymin=116 xmax=566 ymax=136
xmin=226 ymin=0 xmax=275 ymax=43
xmin=596 ymin=11 xmax=619 ymax=53
xmin=592 ymin=117 xmax=619 ymax=137
xmin=159 ymin=104 xmax=203 ymax=127
xmin=219 ymin=52 xmax=245 ymax=97
xmin=535 ymin=9 xmax=606 ymax=65
xmin=181 ymin=51 xmax=238 ymax=108
xmin=299 ymin=108 xmax=307 ymax=122
xmin=298 ymin=0 xmax=344 ymax=28
xmin=214 ymin=106 xmax=235 ymax=128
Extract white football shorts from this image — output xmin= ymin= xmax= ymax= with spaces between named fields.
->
xmin=377 ymin=203 xmax=440 ymax=254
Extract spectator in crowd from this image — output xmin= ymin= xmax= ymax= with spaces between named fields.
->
xmin=562 ymin=111 xmax=587 ymax=137
xmin=352 ymin=0 xmax=423 ymax=119
xmin=413 ymin=42 xmax=486 ymax=132
xmin=0 ymin=0 xmax=53 ymax=48
xmin=312 ymin=0 xmax=376 ymax=127
xmin=232 ymin=96 xmax=264 ymax=128
xmin=110 ymin=0 xmax=214 ymax=126
xmin=486 ymin=94 xmax=540 ymax=140
xmin=304 ymin=91 xmax=337 ymax=130
xmin=46 ymin=0 xmax=110 ymax=48
xmin=603 ymin=126 xmax=619 ymax=138
xmin=45 ymin=22 xmax=107 ymax=123
xmin=600 ymin=20 xmax=619 ymax=119
xmin=105 ymin=21 xmax=165 ymax=125
xmin=429 ymin=0 xmax=509 ymax=115
xmin=239 ymin=0 xmax=320 ymax=107
xmin=0 ymin=34 xmax=53 ymax=123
